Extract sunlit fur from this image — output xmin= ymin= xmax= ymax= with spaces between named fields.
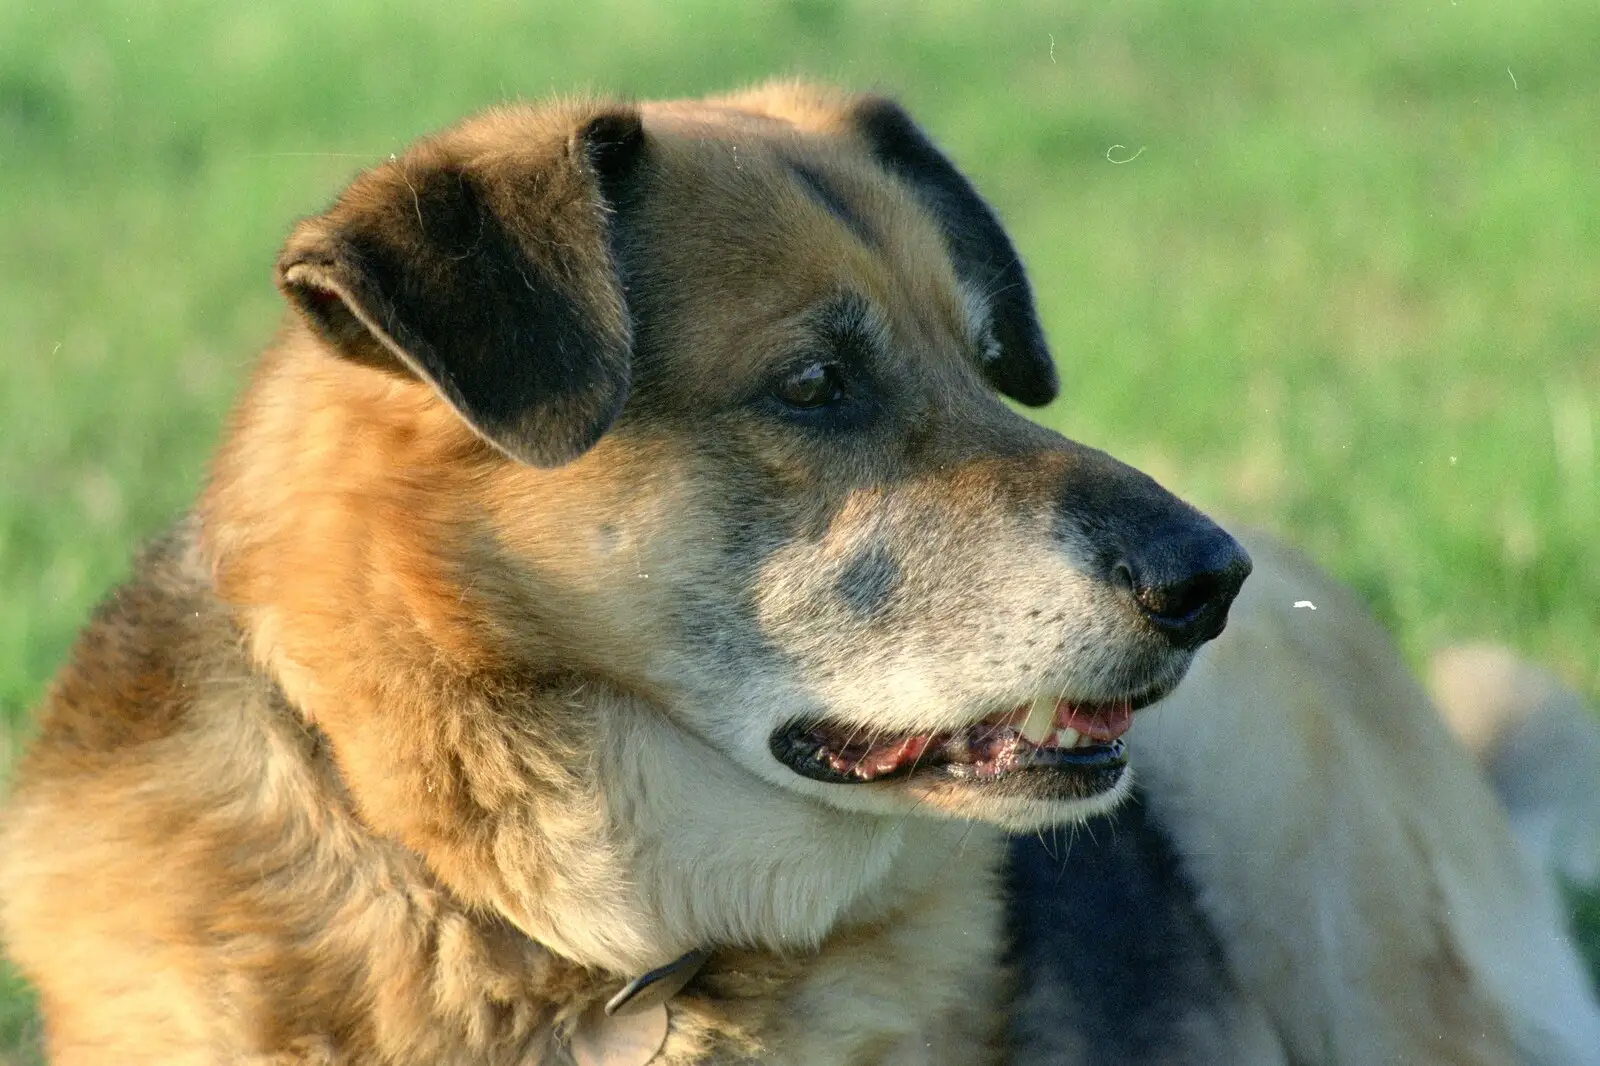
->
xmin=0 ymin=83 xmax=1171 ymax=1063
xmin=4 ymin=80 xmax=1589 ymax=1066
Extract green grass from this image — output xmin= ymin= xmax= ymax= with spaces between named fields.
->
xmin=2 ymin=0 xmax=1596 ymax=1049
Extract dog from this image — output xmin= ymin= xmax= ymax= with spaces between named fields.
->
xmin=1431 ymin=645 xmax=1600 ymax=896
xmin=2 ymin=82 xmax=1596 ymax=1065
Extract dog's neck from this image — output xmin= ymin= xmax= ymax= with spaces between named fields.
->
xmin=271 ymin=639 xmax=972 ymax=977
xmin=221 ymin=576 xmax=1013 ymax=1059
xmin=251 ymin=650 xmax=1008 ymax=1062
xmin=572 ymin=695 xmax=924 ymax=972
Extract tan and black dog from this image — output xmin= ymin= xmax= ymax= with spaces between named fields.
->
xmin=2 ymin=83 xmax=1596 ymax=1065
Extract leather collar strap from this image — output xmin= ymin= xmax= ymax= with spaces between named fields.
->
xmin=607 ymin=948 xmax=711 ymax=1016
xmin=568 ymin=949 xmax=710 ymax=1066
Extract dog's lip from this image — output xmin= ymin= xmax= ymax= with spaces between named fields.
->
xmin=769 ymin=679 xmax=1172 ymax=787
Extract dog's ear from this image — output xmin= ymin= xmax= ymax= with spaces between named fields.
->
xmin=276 ymin=109 xmax=645 ymax=467
xmin=849 ymin=96 xmax=1058 ymax=407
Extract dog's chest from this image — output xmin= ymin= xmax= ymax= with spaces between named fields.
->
xmin=655 ymin=829 xmax=1009 ymax=1065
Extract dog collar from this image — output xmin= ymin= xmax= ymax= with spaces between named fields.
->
xmin=607 ymin=947 xmax=711 ymax=1016
xmin=568 ymin=948 xmax=710 ymax=1066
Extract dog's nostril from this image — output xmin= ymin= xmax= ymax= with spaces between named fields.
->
xmin=1115 ymin=537 xmax=1252 ymax=650
xmin=1137 ymin=572 xmax=1222 ymax=624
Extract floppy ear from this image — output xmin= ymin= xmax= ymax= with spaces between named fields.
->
xmin=276 ymin=109 xmax=645 ymax=467
xmin=849 ymin=97 xmax=1059 ymax=407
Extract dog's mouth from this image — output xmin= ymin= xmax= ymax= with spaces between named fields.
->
xmin=769 ymin=682 xmax=1172 ymax=794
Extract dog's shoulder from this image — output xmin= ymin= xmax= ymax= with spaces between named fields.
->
xmin=0 ymin=521 xmax=263 ymax=1058
xmin=14 ymin=520 xmax=221 ymax=764
xmin=0 ymin=520 xmax=572 ymax=1063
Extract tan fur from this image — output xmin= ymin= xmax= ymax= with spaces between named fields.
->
xmin=3 ymin=493 xmax=1007 ymax=1066
xmin=4 ymin=82 xmax=1596 ymax=1066
xmin=0 ymin=85 xmax=1065 ymax=1065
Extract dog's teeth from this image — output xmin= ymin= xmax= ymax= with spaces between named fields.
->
xmin=1057 ymin=726 xmax=1081 ymax=749
xmin=1018 ymin=697 xmax=1056 ymax=744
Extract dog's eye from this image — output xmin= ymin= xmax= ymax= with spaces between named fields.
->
xmin=772 ymin=362 xmax=844 ymax=409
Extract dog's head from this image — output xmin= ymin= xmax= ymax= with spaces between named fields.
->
xmin=259 ymin=84 xmax=1248 ymax=841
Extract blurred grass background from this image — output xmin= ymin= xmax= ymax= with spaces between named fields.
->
xmin=2 ymin=0 xmax=1596 ymax=1054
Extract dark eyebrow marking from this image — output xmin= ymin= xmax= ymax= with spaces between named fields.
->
xmin=816 ymin=291 xmax=880 ymax=359
xmin=787 ymin=160 xmax=879 ymax=250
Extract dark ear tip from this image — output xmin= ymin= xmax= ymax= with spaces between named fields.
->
xmin=1004 ymin=363 xmax=1060 ymax=407
xmin=497 ymin=369 xmax=631 ymax=468
xmin=848 ymin=95 xmax=919 ymax=143
xmin=578 ymin=108 xmax=645 ymax=176
xmin=849 ymin=94 xmax=1059 ymax=409
xmin=988 ymin=321 xmax=1059 ymax=406
xmin=849 ymin=93 xmax=906 ymax=120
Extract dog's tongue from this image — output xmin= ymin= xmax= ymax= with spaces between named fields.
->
xmin=1056 ymin=700 xmax=1134 ymax=742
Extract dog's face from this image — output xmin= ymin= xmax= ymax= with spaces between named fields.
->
xmin=271 ymin=85 xmax=1248 ymax=838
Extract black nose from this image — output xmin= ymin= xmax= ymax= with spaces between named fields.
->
xmin=1111 ymin=530 xmax=1252 ymax=650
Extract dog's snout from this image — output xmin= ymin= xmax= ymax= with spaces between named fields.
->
xmin=1113 ymin=530 xmax=1251 ymax=650
xmin=1053 ymin=445 xmax=1253 ymax=651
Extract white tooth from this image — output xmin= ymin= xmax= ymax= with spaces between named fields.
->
xmin=1057 ymin=726 xmax=1082 ymax=749
xmin=1018 ymin=697 xmax=1056 ymax=744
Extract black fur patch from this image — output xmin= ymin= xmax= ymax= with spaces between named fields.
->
xmin=851 ymin=97 xmax=1058 ymax=407
xmin=342 ymin=168 xmax=626 ymax=462
xmin=278 ymin=110 xmax=645 ymax=468
xmin=1004 ymin=791 xmax=1274 ymax=1064
xmin=834 ymin=544 xmax=901 ymax=618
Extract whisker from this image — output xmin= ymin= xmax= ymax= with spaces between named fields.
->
xmin=889 ymin=790 xmax=936 ymax=837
